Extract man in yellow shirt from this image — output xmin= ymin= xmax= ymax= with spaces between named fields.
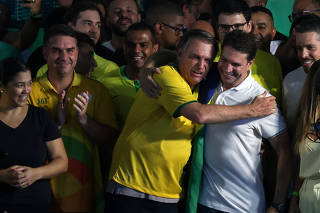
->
xmin=106 ymin=30 xmax=276 ymax=213
xmin=102 ymin=23 xmax=159 ymax=128
xmin=36 ymin=1 xmax=119 ymax=84
xmin=28 ymin=25 xmax=118 ymax=213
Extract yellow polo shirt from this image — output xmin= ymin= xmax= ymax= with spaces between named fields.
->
xmin=109 ymin=64 xmax=198 ymax=199
xmin=215 ymin=43 xmax=283 ymax=103
xmin=36 ymin=53 xmax=119 ymax=81
xmin=28 ymin=73 xmax=117 ymax=212
xmin=101 ymin=66 xmax=140 ymax=129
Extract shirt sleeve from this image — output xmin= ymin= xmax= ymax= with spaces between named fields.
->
xmin=154 ymin=65 xmax=198 ymax=117
xmin=92 ymin=82 xmax=119 ymax=130
xmin=255 ymin=108 xmax=287 ymax=140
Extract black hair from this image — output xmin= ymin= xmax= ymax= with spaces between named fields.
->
xmin=76 ymin=32 xmax=95 ymax=48
xmin=294 ymin=14 xmax=320 ymax=38
xmin=214 ymin=0 xmax=251 ymax=23
xmin=177 ymin=29 xmax=218 ymax=59
xmin=0 ymin=3 xmax=9 ymax=39
xmin=251 ymin=6 xmax=273 ymax=21
xmin=43 ymin=24 xmax=78 ymax=47
xmin=65 ymin=1 xmax=102 ymax=26
xmin=125 ymin=22 xmax=157 ymax=45
xmin=222 ymin=30 xmax=257 ymax=61
xmin=145 ymin=0 xmax=183 ymax=25
xmin=0 ymin=58 xmax=28 ymax=87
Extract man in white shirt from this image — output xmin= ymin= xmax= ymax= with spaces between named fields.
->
xmin=282 ymin=14 xmax=320 ymax=142
xmin=198 ymin=30 xmax=292 ymax=213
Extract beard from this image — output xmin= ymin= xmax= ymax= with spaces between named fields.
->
xmin=108 ymin=20 xmax=132 ymax=37
xmin=254 ymin=33 xmax=272 ymax=52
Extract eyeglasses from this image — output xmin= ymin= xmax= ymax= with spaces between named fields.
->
xmin=161 ymin=23 xmax=187 ymax=35
xmin=288 ymin=9 xmax=320 ymax=22
xmin=218 ymin=22 xmax=247 ymax=32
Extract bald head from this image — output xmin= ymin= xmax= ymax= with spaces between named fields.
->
xmin=189 ymin=20 xmax=215 ymax=37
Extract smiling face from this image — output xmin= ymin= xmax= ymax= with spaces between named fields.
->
xmin=218 ymin=45 xmax=253 ymax=90
xmin=296 ymin=31 xmax=320 ymax=73
xmin=107 ymin=0 xmax=141 ymax=36
xmin=124 ymin=29 xmax=158 ymax=69
xmin=71 ymin=10 xmax=101 ymax=45
xmin=43 ymin=35 xmax=79 ymax=78
xmin=178 ymin=39 xmax=213 ymax=90
xmin=1 ymin=71 xmax=32 ymax=107
xmin=251 ymin=11 xmax=276 ymax=51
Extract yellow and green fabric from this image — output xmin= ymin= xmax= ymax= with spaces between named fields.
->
xmin=28 ymin=72 xmax=118 ymax=212
xmin=101 ymin=66 xmax=140 ymax=129
xmin=109 ymin=64 xmax=198 ymax=199
xmin=214 ymin=43 xmax=283 ymax=103
xmin=36 ymin=53 xmax=119 ymax=81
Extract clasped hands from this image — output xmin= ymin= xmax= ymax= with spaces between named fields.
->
xmin=1 ymin=165 xmax=39 ymax=189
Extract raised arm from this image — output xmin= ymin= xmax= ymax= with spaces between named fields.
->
xmin=180 ymin=91 xmax=277 ymax=124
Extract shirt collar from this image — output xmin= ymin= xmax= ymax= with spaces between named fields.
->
xmin=38 ymin=71 xmax=82 ymax=93
xmin=221 ymin=70 xmax=253 ymax=92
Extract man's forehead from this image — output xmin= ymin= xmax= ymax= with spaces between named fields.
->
xmin=218 ymin=13 xmax=246 ymax=24
xmin=252 ymin=11 xmax=273 ymax=24
xmin=48 ymin=35 xmax=77 ymax=47
xmin=221 ymin=46 xmax=247 ymax=61
xmin=127 ymin=30 xmax=152 ymax=42
xmin=109 ymin=0 xmax=138 ymax=11
xmin=77 ymin=10 xmax=101 ymax=22
xmin=296 ymin=31 xmax=320 ymax=42
xmin=294 ymin=0 xmax=319 ymax=13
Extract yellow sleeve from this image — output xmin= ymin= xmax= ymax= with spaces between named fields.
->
xmin=92 ymin=83 xmax=118 ymax=130
xmin=36 ymin=64 xmax=48 ymax=78
xmin=155 ymin=65 xmax=197 ymax=117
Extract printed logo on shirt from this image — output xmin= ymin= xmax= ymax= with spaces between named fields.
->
xmin=37 ymin=98 xmax=48 ymax=105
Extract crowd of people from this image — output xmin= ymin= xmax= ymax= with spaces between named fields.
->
xmin=0 ymin=0 xmax=319 ymax=213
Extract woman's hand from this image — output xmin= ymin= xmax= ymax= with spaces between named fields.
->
xmin=13 ymin=166 xmax=41 ymax=188
xmin=0 ymin=165 xmax=40 ymax=188
xmin=0 ymin=165 xmax=24 ymax=187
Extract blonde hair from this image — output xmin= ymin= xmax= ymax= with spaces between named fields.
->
xmin=296 ymin=60 xmax=320 ymax=153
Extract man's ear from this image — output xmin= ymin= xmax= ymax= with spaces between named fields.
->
xmin=153 ymin=43 xmax=159 ymax=53
xmin=154 ymin=23 xmax=162 ymax=35
xmin=137 ymin=13 xmax=142 ymax=23
xmin=247 ymin=20 xmax=252 ymax=33
xmin=247 ymin=58 xmax=254 ymax=69
xmin=271 ymin=27 xmax=276 ymax=40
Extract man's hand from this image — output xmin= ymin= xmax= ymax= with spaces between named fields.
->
xmin=266 ymin=206 xmax=280 ymax=213
xmin=249 ymin=91 xmax=276 ymax=117
xmin=57 ymin=90 xmax=69 ymax=128
xmin=140 ymin=67 xmax=162 ymax=98
xmin=21 ymin=0 xmax=42 ymax=16
xmin=73 ymin=91 xmax=89 ymax=126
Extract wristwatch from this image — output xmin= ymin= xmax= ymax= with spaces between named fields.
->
xmin=271 ymin=202 xmax=286 ymax=213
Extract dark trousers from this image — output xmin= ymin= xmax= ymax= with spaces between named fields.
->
xmin=105 ymin=193 xmax=179 ymax=213
xmin=197 ymin=204 xmax=228 ymax=213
